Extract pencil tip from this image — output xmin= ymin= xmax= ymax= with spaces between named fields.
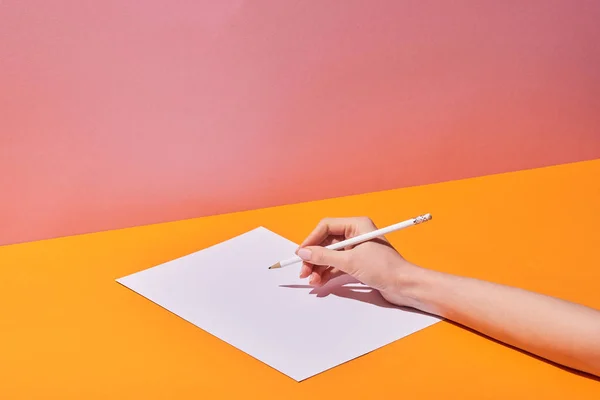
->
xmin=268 ymin=262 xmax=281 ymax=270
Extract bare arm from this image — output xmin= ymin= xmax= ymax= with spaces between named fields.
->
xmin=402 ymin=268 xmax=600 ymax=377
xmin=297 ymin=216 xmax=600 ymax=378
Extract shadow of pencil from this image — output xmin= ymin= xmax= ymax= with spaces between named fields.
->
xmin=279 ymin=274 xmax=433 ymax=317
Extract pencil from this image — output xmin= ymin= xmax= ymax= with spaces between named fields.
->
xmin=268 ymin=213 xmax=432 ymax=269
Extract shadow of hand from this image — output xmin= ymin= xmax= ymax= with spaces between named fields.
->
xmin=280 ymin=275 xmax=428 ymax=315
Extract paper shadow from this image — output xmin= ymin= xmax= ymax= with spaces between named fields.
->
xmin=279 ymin=274 xmax=433 ymax=317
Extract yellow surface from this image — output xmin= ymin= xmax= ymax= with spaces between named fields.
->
xmin=1 ymin=160 xmax=599 ymax=398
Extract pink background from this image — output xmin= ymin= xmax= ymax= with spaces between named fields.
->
xmin=2 ymin=0 xmax=600 ymax=246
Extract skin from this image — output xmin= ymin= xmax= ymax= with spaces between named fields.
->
xmin=296 ymin=217 xmax=600 ymax=378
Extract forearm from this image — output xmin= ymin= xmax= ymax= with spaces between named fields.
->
xmin=403 ymin=267 xmax=600 ymax=377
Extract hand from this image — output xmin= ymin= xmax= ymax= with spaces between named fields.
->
xmin=296 ymin=217 xmax=424 ymax=307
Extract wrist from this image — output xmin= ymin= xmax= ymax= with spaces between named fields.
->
xmin=389 ymin=261 xmax=446 ymax=314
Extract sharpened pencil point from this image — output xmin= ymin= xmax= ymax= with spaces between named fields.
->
xmin=268 ymin=262 xmax=282 ymax=270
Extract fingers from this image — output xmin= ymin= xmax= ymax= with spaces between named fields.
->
xmin=297 ymin=246 xmax=353 ymax=274
xmin=298 ymin=259 xmax=334 ymax=286
xmin=299 ymin=262 xmax=312 ymax=279
xmin=305 ymin=266 xmax=344 ymax=286
xmin=316 ymin=268 xmax=344 ymax=286
xmin=299 ymin=217 xmax=378 ymax=249
xmin=308 ymin=265 xmax=327 ymax=285
xmin=296 ymin=247 xmax=351 ymax=285
xmin=299 ymin=263 xmax=330 ymax=282
xmin=299 ymin=218 xmax=354 ymax=247
xmin=296 ymin=216 xmax=378 ymax=285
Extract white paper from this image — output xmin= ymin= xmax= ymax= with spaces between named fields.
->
xmin=117 ymin=227 xmax=440 ymax=381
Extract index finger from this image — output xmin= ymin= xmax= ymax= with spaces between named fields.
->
xmin=299 ymin=218 xmax=356 ymax=248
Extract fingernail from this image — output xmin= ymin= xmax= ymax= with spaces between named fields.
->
xmin=298 ymin=248 xmax=311 ymax=261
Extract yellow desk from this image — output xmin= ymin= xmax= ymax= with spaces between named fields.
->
xmin=2 ymin=160 xmax=599 ymax=399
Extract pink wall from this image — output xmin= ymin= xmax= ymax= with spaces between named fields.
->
xmin=2 ymin=0 xmax=600 ymax=246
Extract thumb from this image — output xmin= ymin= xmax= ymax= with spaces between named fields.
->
xmin=297 ymin=246 xmax=353 ymax=273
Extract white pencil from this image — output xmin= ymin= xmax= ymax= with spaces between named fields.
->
xmin=268 ymin=213 xmax=432 ymax=269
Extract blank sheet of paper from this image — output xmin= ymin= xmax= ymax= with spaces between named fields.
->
xmin=117 ymin=227 xmax=440 ymax=381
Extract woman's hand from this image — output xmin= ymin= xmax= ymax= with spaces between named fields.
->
xmin=296 ymin=217 xmax=425 ymax=307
